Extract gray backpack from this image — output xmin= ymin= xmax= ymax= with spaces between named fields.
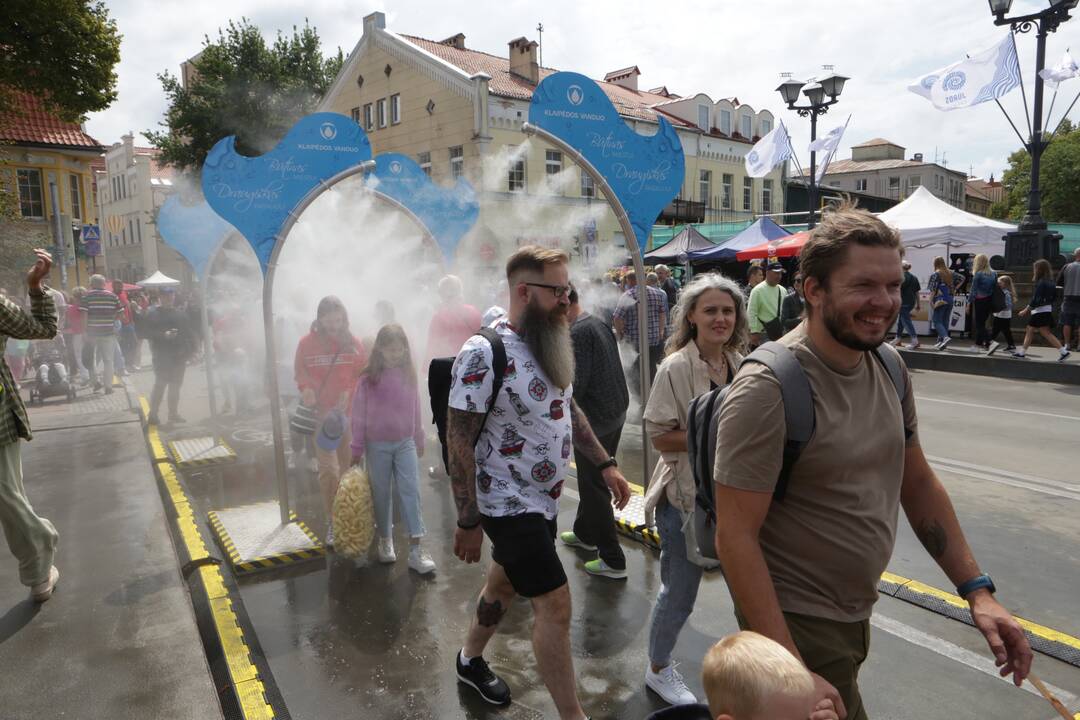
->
xmin=684 ymin=341 xmax=907 ymax=567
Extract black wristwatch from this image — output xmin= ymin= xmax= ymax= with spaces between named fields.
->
xmin=596 ymin=457 xmax=618 ymax=472
xmin=956 ymin=573 xmax=996 ymax=599
xmin=457 ymin=518 xmax=481 ymax=530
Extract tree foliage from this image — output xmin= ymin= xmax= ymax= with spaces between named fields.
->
xmin=991 ymin=119 xmax=1080 ymax=222
xmin=145 ymin=19 xmax=344 ymax=173
xmin=0 ymin=0 xmax=121 ymax=122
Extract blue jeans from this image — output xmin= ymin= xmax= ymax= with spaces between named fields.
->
xmin=366 ymin=439 xmax=425 ymax=539
xmin=932 ymin=304 xmax=951 ymax=342
xmin=648 ymin=501 xmax=704 ymax=667
xmin=896 ymin=305 xmax=917 ymax=341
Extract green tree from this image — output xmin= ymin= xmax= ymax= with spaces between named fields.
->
xmin=146 ymin=19 xmax=344 ymax=173
xmin=0 ymin=0 xmax=121 ymax=122
xmin=993 ymin=119 xmax=1080 ymax=222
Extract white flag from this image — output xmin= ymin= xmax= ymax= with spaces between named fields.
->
xmin=1039 ymin=50 xmax=1080 ymax=89
xmin=745 ymin=122 xmax=794 ymax=178
xmin=809 ymin=116 xmax=850 ymax=184
xmin=914 ymin=34 xmax=1021 ymax=111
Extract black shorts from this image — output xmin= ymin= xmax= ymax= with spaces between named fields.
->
xmin=1029 ymin=312 xmax=1054 ymax=329
xmin=480 ymin=512 xmax=567 ymax=598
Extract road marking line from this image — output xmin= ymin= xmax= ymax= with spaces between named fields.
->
xmin=930 ymin=463 xmax=1080 ymax=503
xmin=926 ymin=455 xmax=1080 ymax=493
xmin=871 ymin=613 xmax=1080 ymax=710
xmin=915 ymin=395 xmax=1080 ymax=422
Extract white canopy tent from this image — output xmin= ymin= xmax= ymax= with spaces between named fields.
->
xmin=137 ymin=270 xmax=181 ymax=287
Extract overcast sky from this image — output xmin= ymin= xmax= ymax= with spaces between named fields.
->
xmin=85 ymin=0 xmax=1080 ymax=181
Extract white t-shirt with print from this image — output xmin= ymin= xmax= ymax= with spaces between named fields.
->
xmin=448 ymin=318 xmax=573 ymax=520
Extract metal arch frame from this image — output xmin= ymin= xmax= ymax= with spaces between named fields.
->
xmin=522 ymin=122 xmax=655 ymax=481
xmin=262 ymin=159 xmax=447 ymax=523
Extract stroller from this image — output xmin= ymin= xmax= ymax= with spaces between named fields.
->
xmin=27 ymin=336 xmax=77 ymax=405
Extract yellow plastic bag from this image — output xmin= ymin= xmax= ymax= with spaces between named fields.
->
xmin=332 ymin=465 xmax=375 ymax=558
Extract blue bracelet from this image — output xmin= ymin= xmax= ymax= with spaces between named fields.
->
xmin=956 ymin=574 xmax=995 ymax=599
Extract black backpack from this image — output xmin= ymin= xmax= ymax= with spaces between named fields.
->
xmin=428 ymin=327 xmax=506 ymax=474
xmin=684 ymin=341 xmax=907 ymax=567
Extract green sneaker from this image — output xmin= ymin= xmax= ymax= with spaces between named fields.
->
xmin=584 ymin=559 xmax=627 ymax=580
xmin=559 ymin=531 xmax=597 ymax=551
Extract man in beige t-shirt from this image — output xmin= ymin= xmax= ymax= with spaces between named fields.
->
xmin=713 ymin=206 xmax=1032 ymax=720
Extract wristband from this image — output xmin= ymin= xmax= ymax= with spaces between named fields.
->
xmin=956 ymin=573 xmax=995 ymax=599
xmin=457 ymin=519 xmax=481 ymax=530
xmin=596 ymin=457 xmax=618 ymax=472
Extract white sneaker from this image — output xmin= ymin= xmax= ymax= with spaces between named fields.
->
xmin=1059 ymin=348 xmax=1072 ymax=362
xmin=939 ymin=337 xmax=952 ymax=349
xmin=907 ymin=341 xmax=920 ymax=350
xmin=408 ymin=545 xmax=436 ymax=574
xmin=645 ymin=663 xmax=697 ymax=706
xmin=31 ymin=566 xmax=60 ymax=603
xmin=987 ymin=341 xmax=1001 ymax=356
xmin=378 ymin=537 xmax=396 ymax=564
xmin=1011 ymin=350 xmax=1027 ymax=358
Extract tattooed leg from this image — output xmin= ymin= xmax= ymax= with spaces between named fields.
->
xmin=463 ymin=563 xmax=517 ymax=658
xmin=476 ymin=597 xmax=507 ymax=627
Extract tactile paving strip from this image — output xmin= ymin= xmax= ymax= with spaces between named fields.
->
xmin=209 ymin=502 xmax=326 ymax=575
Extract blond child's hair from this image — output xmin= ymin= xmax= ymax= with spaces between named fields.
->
xmin=702 ymin=631 xmax=814 ymax=718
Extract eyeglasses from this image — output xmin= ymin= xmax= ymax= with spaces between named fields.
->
xmin=524 ymin=282 xmax=571 ymax=298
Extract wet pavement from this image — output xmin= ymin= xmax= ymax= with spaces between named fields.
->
xmin=127 ymin=360 xmax=1080 ymax=720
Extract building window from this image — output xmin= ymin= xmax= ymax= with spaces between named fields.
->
xmin=697 ymin=105 xmax=709 ymax=131
xmin=743 ymin=177 xmax=753 ymax=211
xmin=17 ymin=169 xmax=44 ymax=218
xmin=720 ymin=110 xmax=732 ymax=135
xmin=508 ymin=153 xmax=526 ymax=192
xmin=545 ymin=149 xmax=562 ymax=177
xmin=855 ymin=178 xmax=868 ymax=192
xmin=910 ymin=175 xmax=921 ymax=190
xmin=418 ymin=151 xmax=431 ymax=176
xmin=129 ymin=218 xmax=136 ymax=245
xmin=449 ymin=146 xmax=464 ymax=179
xmin=390 ymin=94 xmax=401 ymax=124
xmin=363 ymin=103 xmax=373 ymax=130
xmin=761 ymin=118 xmax=772 ymax=135
xmin=741 ymin=114 xmax=752 ymax=138
xmin=350 ymin=106 xmax=360 ymax=124
xmin=888 ymin=176 xmax=901 ymax=195
xmin=136 ymin=217 xmax=143 ymax=243
xmin=721 ymin=173 xmax=733 ymax=209
xmin=377 ymin=98 xmax=387 ymax=128
xmin=762 ymin=179 xmax=773 ymax=213
xmin=698 ymin=170 xmax=711 ymax=205
xmin=69 ymin=174 xmax=82 ymax=220
xmin=580 ymin=171 xmax=595 ymax=198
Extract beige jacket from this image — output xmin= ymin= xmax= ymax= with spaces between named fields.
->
xmin=642 ymin=340 xmax=742 ymax=523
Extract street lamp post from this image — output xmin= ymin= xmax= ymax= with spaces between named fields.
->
xmin=989 ymin=0 xmax=1077 ymax=265
xmin=776 ymin=71 xmax=849 ymax=228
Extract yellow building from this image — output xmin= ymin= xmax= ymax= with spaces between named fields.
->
xmin=319 ymin=13 xmax=783 ymax=271
xmin=0 ymin=91 xmax=104 ymax=292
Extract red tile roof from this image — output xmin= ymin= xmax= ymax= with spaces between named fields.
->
xmin=399 ymin=35 xmax=695 ymax=128
xmin=0 ymin=91 xmax=103 ymax=150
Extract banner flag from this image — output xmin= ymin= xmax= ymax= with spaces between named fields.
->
xmin=909 ymin=34 xmax=1021 ymax=111
xmin=1039 ymin=49 xmax=1080 ymax=89
xmin=809 ymin=116 xmax=850 ymax=184
xmin=745 ymin=122 xmax=794 ymax=178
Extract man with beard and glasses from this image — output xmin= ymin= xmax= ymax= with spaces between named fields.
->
xmin=447 ymin=246 xmax=631 ymax=719
xmin=712 ymin=206 xmax=1032 ymax=720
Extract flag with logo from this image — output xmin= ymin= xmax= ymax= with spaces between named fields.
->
xmin=808 ymin=116 xmax=850 ymax=184
xmin=910 ymin=34 xmax=1021 ymax=111
xmin=1039 ymin=49 xmax=1080 ymax=89
xmin=745 ymin=122 xmax=794 ymax=178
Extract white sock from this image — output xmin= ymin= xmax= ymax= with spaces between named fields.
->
xmin=460 ymin=649 xmax=475 ymax=664
xmin=1061 ymin=347 xmax=1069 ymax=355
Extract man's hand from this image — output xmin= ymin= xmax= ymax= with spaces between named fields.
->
xmin=968 ymin=590 xmax=1032 ymax=686
xmin=809 ymin=697 xmax=840 ymax=720
xmin=602 ymin=467 xmax=631 ymax=510
xmin=1019 ymin=307 xmax=1031 ymax=317
xmin=27 ymin=249 xmax=53 ymax=289
xmin=811 ymin=673 xmax=846 ymax=720
xmin=454 ymin=525 xmax=483 ymax=563
xmin=301 ymin=388 xmax=316 ymax=406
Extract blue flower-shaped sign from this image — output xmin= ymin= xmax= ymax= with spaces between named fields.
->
xmin=156 ymin=193 xmax=236 ymax=281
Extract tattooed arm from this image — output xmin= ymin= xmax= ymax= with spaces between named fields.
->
xmin=448 ymin=407 xmax=486 ymax=562
xmin=900 ymin=444 xmax=1032 ymax=685
xmin=570 ymin=398 xmax=631 ymax=509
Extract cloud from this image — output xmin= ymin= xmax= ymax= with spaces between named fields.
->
xmin=87 ymin=0 xmax=1076 ymax=181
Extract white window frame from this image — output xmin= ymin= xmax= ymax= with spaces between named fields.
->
xmin=417 ymin=151 xmax=431 ymax=176
xmin=17 ymin=168 xmax=44 ymax=219
xmin=742 ymin=177 xmax=753 ymax=211
xmin=545 ymin=149 xmax=562 ymax=177
xmin=349 ymin=106 xmax=360 ymax=124
xmin=698 ymin=169 xmax=711 ymax=204
xmin=721 ymin=173 xmax=733 ymax=209
xmin=720 ymin=110 xmax=732 ymax=135
xmin=449 ymin=146 xmax=464 ymax=179
xmin=580 ymin=170 xmax=595 ymax=198
xmin=390 ymin=94 xmax=401 ymax=125
xmin=741 ymin=114 xmax=752 ymax=138
xmin=363 ymin=103 xmax=373 ymax=130
xmin=697 ymin=105 xmax=709 ymax=131
xmin=68 ymin=174 xmax=83 ymax=220
xmin=855 ymin=178 xmax=868 ymax=192
xmin=761 ymin=119 xmax=772 ymax=135
xmin=762 ymin=179 xmax=773 ymax=213
xmin=377 ymin=98 xmax=387 ymax=128
xmin=508 ymin=154 xmax=526 ymax=192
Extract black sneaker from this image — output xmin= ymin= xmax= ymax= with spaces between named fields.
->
xmin=456 ymin=651 xmax=511 ymax=705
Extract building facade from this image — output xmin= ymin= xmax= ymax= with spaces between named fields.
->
xmin=0 ymin=91 xmax=104 ymax=292
xmin=97 ymin=133 xmax=189 ymax=285
xmin=318 ymin=12 xmax=783 ymax=267
xmin=801 ymin=138 xmax=969 ymax=209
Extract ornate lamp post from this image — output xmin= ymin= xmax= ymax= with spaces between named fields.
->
xmin=776 ymin=71 xmax=848 ymax=228
xmin=990 ymin=0 xmax=1077 ymax=264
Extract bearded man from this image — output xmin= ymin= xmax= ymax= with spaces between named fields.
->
xmin=447 ymin=245 xmax=631 ymax=719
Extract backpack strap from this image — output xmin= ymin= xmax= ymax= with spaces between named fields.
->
xmin=742 ymin=342 xmax=814 ymax=503
xmin=474 ymin=327 xmax=507 ymax=445
xmin=870 ymin=343 xmax=913 ymax=441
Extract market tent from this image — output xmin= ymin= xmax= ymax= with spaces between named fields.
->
xmin=137 ymin=270 xmax=181 ymax=287
xmin=108 ymin=281 xmax=142 ymax=292
xmin=644 ymin=225 xmax=716 ymax=263
xmin=688 ymin=217 xmax=790 ymax=262
xmin=878 ymin=186 xmax=1014 ymax=248
xmin=735 ymin=231 xmax=812 ymax=261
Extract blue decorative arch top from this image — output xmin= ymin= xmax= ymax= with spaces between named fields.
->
xmin=528 ymin=72 xmax=685 ymax=251
xmin=156 ymin=194 xmax=236 ymax=281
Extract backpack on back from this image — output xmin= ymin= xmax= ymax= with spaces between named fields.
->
xmin=428 ymin=327 xmax=506 ymax=474
xmin=684 ymin=341 xmax=907 ymax=567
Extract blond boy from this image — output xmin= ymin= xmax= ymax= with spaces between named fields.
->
xmin=703 ymin=632 xmax=839 ymax=720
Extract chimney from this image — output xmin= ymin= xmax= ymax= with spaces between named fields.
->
xmin=440 ymin=33 xmax=466 ymax=50
xmin=913 ymin=152 xmax=924 ymax=162
xmin=604 ymin=66 xmax=641 ymax=91
xmin=508 ymin=37 xmax=539 ymax=84
xmin=363 ymin=12 xmax=386 ymax=36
